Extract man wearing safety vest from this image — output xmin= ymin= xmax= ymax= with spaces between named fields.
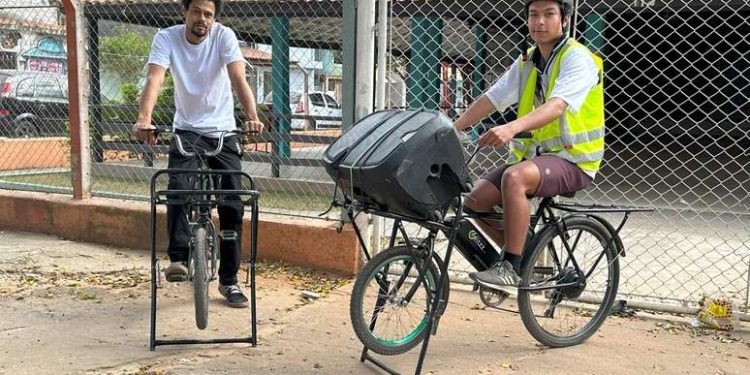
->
xmin=454 ymin=0 xmax=604 ymax=289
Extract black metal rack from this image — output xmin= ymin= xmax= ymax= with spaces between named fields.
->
xmin=148 ymin=168 xmax=261 ymax=350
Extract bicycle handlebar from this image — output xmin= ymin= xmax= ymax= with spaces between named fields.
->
xmin=139 ymin=127 xmax=258 ymax=158
xmin=515 ymin=131 xmax=533 ymax=139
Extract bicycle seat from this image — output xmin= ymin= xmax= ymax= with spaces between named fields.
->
xmin=558 ymin=191 xmax=576 ymax=198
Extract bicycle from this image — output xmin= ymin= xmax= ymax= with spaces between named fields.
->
xmin=333 ymin=143 xmax=651 ymax=375
xmin=145 ymin=127 xmax=261 ymax=350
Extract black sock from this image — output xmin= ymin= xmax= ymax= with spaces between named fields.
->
xmin=502 ymin=252 xmax=522 ymax=273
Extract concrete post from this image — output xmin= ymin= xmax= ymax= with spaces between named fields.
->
xmin=63 ymin=0 xmax=91 ymax=199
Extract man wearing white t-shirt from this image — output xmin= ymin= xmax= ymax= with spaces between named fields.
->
xmin=132 ymin=0 xmax=264 ymax=308
xmin=454 ymin=0 xmax=605 ymax=289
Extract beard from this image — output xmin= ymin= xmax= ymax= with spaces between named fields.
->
xmin=190 ymin=24 xmax=208 ymax=38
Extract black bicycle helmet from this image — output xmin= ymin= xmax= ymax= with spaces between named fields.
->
xmin=525 ymin=0 xmax=573 ymax=19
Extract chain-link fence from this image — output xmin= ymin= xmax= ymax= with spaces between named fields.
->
xmin=1 ymin=0 xmax=346 ymax=218
xmin=376 ymin=0 xmax=750 ymax=313
xmin=0 ymin=0 xmax=748 ymax=313
xmin=0 ymin=0 xmax=71 ymax=194
xmin=80 ymin=0 xmax=346 ymax=218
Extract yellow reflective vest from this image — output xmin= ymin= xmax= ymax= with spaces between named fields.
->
xmin=508 ymin=38 xmax=605 ymax=176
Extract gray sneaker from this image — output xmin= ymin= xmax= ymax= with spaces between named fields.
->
xmin=469 ymin=261 xmax=520 ymax=289
xmin=218 ymin=284 xmax=249 ymax=308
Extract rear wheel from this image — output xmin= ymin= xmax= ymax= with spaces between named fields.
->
xmin=350 ymin=246 xmax=447 ymax=356
xmin=192 ymin=227 xmax=210 ymax=330
xmin=517 ymin=217 xmax=619 ymax=347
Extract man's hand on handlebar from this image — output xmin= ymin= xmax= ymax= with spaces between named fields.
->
xmin=242 ymin=119 xmax=265 ymax=144
xmin=133 ymin=122 xmax=157 ymax=145
xmin=478 ymin=124 xmax=517 ymax=148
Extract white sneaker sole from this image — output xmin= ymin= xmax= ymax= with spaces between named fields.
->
xmin=469 ymin=273 xmax=519 ymax=292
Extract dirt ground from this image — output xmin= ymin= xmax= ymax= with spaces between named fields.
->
xmin=1 ymin=230 xmax=748 ymax=375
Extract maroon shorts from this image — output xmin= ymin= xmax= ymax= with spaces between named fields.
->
xmin=481 ymin=155 xmax=593 ymax=198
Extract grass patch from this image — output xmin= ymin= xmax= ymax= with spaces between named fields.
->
xmin=0 ymin=172 xmax=333 ymax=213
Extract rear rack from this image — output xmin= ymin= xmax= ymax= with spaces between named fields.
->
xmin=550 ymin=202 xmax=654 ymax=213
xmin=150 ymin=169 xmax=260 ymax=206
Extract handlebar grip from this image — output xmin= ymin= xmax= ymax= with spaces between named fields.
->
xmin=136 ymin=126 xmax=171 ymax=136
xmin=152 ymin=126 xmax=172 ymax=136
xmin=515 ymin=131 xmax=532 ymax=139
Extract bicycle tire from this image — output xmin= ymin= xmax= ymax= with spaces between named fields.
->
xmin=517 ymin=216 xmax=619 ymax=347
xmin=192 ymin=227 xmax=210 ymax=330
xmin=350 ymin=246 xmax=446 ymax=356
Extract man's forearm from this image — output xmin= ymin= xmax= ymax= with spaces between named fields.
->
xmin=226 ymin=61 xmax=259 ymax=124
xmin=508 ymin=98 xmax=567 ymax=134
xmin=137 ymin=76 xmax=163 ymax=123
xmin=236 ymin=84 xmax=259 ymax=123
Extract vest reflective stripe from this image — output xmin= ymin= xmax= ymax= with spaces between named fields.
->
xmin=509 ymin=38 xmax=605 ymax=176
xmin=537 ymin=127 xmax=604 ymax=151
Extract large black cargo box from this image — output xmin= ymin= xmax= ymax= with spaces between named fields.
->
xmin=324 ymin=109 xmax=469 ymax=220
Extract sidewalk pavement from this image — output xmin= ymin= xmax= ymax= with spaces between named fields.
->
xmin=0 ymin=230 xmax=748 ymax=375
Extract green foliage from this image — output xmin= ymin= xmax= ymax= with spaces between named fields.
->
xmin=100 ymin=25 xmax=153 ymax=85
xmin=119 ymin=83 xmax=139 ymax=104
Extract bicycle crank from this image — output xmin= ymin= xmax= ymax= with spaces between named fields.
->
xmin=479 ymin=285 xmax=510 ymax=308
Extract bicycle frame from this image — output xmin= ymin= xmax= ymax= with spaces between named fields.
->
xmin=186 ymin=167 xmax=219 ymax=280
xmin=340 ymin=194 xmax=651 ymax=375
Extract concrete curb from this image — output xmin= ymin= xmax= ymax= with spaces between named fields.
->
xmin=0 ymin=190 xmax=361 ymax=275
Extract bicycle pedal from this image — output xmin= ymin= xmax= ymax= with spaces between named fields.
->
xmin=220 ymin=230 xmax=238 ymax=242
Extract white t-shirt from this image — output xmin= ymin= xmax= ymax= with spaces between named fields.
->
xmin=147 ymin=23 xmax=244 ymax=136
xmin=485 ymin=44 xmax=599 ymax=114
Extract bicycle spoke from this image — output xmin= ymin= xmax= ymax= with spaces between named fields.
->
xmin=352 ymin=248 xmax=437 ymax=355
xmin=518 ymin=217 xmax=619 ymax=347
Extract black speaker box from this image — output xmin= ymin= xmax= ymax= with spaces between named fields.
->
xmin=324 ymin=109 xmax=469 ymax=220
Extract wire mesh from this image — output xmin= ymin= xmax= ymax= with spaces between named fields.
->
xmin=380 ymin=0 xmax=750 ymax=311
xmin=0 ymin=0 xmax=748 ymax=312
xmin=0 ymin=0 xmax=70 ymax=193
xmin=79 ymin=0 xmax=345 ymax=218
xmin=0 ymin=0 xmax=344 ymax=217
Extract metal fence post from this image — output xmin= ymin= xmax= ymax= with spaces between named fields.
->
xmin=87 ymin=16 xmax=104 ymax=164
xmin=271 ymin=16 xmax=291 ymax=175
xmin=370 ymin=0 xmax=390 ymax=256
xmin=342 ymin=0 xmax=356 ymax=131
xmin=355 ymin=0 xmax=375 ymax=121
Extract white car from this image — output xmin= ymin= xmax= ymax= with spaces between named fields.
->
xmin=262 ymin=91 xmax=342 ymax=130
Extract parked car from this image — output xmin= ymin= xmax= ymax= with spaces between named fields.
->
xmin=308 ymin=91 xmax=342 ymax=128
xmin=0 ymin=70 xmax=69 ymax=138
xmin=262 ymin=90 xmax=342 ymax=130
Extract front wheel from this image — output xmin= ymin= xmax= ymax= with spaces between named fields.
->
xmin=517 ymin=216 xmax=619 ymax=347
xmin=192 ymin=227 xmax=210 ymax=330
xmin=350 ymin=246 xmax=446 ymax=356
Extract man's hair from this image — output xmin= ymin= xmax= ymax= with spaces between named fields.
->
xmin=182 ymin=0 xmax=222 ymax=17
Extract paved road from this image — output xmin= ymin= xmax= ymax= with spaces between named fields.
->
xmin=1 ymin=231 xmax=749 ymax=375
